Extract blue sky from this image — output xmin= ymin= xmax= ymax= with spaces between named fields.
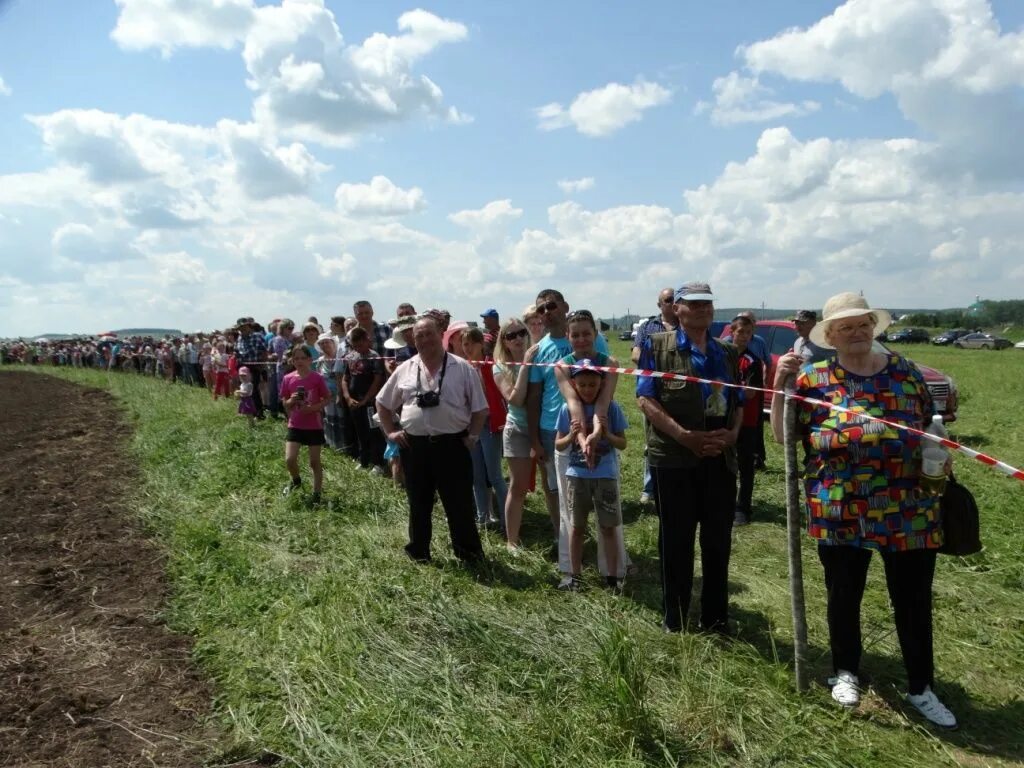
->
xmin=1 ymin=0 xmax=1022 ymax=335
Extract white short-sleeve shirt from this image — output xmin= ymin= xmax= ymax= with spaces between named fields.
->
xmin=376 ymin=353 xmax=487 ymax=436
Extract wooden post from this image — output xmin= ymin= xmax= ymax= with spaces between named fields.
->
xmin=783 ymin=373 xmax=809 ymax=692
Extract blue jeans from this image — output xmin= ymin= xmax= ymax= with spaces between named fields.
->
xmin=472 ymin=426 xmax=508 ymax=530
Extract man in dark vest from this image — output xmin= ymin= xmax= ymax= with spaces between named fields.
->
xmin=636 ymin=281 xmax=742 ymax=634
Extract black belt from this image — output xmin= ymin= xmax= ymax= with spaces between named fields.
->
xmin=407 ymin=430 xmax=468 ymax=443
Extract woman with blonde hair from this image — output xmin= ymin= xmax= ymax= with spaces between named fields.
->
xmin=493 ymin=318 xmax=539 ymax=549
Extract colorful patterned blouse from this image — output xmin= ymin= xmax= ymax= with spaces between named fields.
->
xmin=796 ymin=354 xmax=941 ymax=552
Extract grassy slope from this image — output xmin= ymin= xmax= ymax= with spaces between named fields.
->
xmin=20 ymin=343 xmax=1024 ymax=767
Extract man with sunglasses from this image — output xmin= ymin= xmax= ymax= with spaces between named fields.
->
xmin=527 ymin=290 xmax=620 ymax=582
xmin=636 ymin=281 xmax=743 ymax=634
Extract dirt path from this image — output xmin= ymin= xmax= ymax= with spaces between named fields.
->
xmin=0 ymin=371 xmax=214 ymax=767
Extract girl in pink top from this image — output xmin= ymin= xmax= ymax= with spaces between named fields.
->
xmin=280 ymin=344 xmax=331 ymax=504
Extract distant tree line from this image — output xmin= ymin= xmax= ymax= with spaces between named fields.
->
xmin=901 ymin=299 xmax=1024 ymax=328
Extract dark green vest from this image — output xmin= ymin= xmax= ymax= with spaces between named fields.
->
xmin=644 ymin=331 xmax=740 ymax=472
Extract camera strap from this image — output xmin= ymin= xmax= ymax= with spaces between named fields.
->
xmin=415 ymin=352 xmax=448 ymax=397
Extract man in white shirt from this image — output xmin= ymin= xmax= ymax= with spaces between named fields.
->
xmin=376 ymin=317 xmax=488 ymax=563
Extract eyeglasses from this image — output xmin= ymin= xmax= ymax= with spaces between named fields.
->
xmin=536 ymin=301 xmax=559 ymax=314
xmin=832 ymin=320 xmax=875 ymax=336
xmin=566 ymin=310 xmax=593 ymax=322
xmin=503 ymin=328 xmax=528 ymax=341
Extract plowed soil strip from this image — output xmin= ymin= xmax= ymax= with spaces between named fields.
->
xmin=0 ymin=371 xmax=212 ymax=767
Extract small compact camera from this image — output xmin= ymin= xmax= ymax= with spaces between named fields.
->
xmin=416 ymin=391 xmax=440 ymax=408
xmin=296 ymin=386 xmax=306 ymax=399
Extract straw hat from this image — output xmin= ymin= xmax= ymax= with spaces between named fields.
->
xmin=809 ymin=292 xmax=892 ymax=349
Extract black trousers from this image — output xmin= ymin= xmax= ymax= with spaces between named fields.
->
xmin=401 ymin=434 xmax=483 ymax=562
xmin=652 ymin=458 xmax=736 ymax=630
xmin=351 ymin=404 xmax=383 ymax=468
xmin=817 ymin=545 xmax=936 ymax=695
xmin=736 ymin=425 xmax=760 ymax=514
xmin=338 ymin=400 xmax=359 ymax=457
xmin=249 ymin=366 xmax=265 ymax=416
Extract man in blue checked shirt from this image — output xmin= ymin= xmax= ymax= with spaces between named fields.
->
xmin=234 ymin=316 xmax=269 ymax=419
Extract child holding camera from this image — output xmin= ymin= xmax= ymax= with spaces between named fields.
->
xmin=280 ymin=344 xmax=331 ymax=503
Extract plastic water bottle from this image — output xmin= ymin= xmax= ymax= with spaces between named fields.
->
xmin=920 ymin=414 xmax=949 ymax=496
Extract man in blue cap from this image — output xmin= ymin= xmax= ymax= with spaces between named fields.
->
xmin=480 ymin=308 xmax=500 ymax=355
xmin=636 ymin=280 xmax=742 ymax=634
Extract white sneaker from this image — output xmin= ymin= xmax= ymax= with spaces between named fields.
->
xmin=639 ymin=492 xmax=652 ymax=505
xmin=907 ymin=687 xmax=957 ymax=729
xmin=830 ymin=670 xmax=860 ymax=708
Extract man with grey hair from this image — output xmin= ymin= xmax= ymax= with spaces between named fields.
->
xmin=376 ymin=317 xmax=487 ymax=563
xmin=636 ymin=281 xmax=743 ymax=634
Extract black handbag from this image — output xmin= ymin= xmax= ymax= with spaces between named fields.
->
xmin=939 ymin=473 xmax=982 ymax=556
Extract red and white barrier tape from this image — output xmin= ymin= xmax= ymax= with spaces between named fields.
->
xmin=241 ymin=356 xmax=1024 ymax=482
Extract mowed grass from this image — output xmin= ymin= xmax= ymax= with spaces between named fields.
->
xmin=18 ymin=342 xmax=1024 ymax=767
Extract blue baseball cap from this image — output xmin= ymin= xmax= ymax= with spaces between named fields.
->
xmin=480 ymin=308 xmax=499 ymax=319
xmin=570 ymin=359 xmax=605 ymax=378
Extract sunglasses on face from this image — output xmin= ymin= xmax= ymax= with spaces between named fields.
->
xmin=503 ymin=328 xmax=528 ymax=341
xmin=566 ymin=310 xmax=593 ymax=322
xmin=536 ymin=301 xmax=559 ymax=314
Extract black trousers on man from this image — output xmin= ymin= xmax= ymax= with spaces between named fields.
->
xmin=351 ymin=403 xmax=384 ymax=468
xmin=401 ymin=434 xmax=483 ymax=562
xmin=652 ymin=457 xmax=736 ymax=631
xmin=248 ymin=365 xmax=265 ymax=417
xmin=736 ymin=425 xmax=760 ymax=515
xmin=817 ymin=545 xmax=936 ymax=695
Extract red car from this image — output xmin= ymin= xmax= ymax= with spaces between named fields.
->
xmin=721 ymin=320 xmax=958 ymax=421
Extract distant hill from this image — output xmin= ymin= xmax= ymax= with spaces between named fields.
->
xmin=110 ymin=328 xmax=184 ymax=337
xmin=9 ymin=328 xmax=184 ymax=341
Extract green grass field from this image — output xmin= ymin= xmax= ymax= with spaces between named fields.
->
xmin=19 ymin=343 xmax=1024 ymax=767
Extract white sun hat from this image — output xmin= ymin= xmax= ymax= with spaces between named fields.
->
xmin=809 ymin=292 xmax=892 ymax=349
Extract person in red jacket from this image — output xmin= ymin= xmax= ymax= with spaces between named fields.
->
xmin=730 ymin=313 xmax=765 ymax=525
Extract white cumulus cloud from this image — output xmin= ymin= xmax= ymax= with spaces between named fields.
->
xmin=448 ymin=199 xmax=523 ymax=231
xmin=737 ymin=0 xmax=1024 ymax=178
xmin=335 ymin=175 xmax=425 ymax=216
xmin=110 ymin=1 xmax=469 ymax=146
xmin=314 ymin=250 xmax=357 ymax=283
xmin=557 ymin=177 xmax=595 ymax=194
xmin=111 ymin=0 xmax=255 ymax=55
xmin=697 ymin=72 xmax=819 ymax=125
xmin=0 ymin=76 xmax=11 ymax=97
xmin=245 ymin=2 xmax=468 ymax=145
xmin=536 ymin=80 xmax=671 ymax=137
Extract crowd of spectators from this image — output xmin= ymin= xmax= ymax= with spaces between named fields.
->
xmin=1 ymin=288 xmax=960 ymax=728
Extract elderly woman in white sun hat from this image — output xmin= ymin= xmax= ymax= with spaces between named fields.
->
xmin=770 ymin=292 xmax=956 ymax=729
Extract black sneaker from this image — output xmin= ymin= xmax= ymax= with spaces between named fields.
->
xmin=734 ymin=509 xmax=751 ymax=526
xmin=309 ymin=491 xmax=322 ymax=505
xmin=282 ymin=477 xmax=301 ymax=496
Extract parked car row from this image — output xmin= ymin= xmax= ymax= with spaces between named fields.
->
xmin=954 ymin=332 xmax=1013 ymax=350
xmin=883 ymin=326 xmax=1019 ymax=350
xmin=886 ymin=328 xmax=931 ymax=343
